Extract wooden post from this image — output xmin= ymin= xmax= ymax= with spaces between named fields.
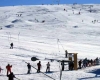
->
xmin=74 ymin=53 xmax=78 ymax=70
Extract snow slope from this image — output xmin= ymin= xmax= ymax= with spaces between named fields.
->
xmin=0 ymin=4 xmax=100 ymax=80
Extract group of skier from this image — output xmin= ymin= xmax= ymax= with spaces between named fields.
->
xmin=92 ymin=20 xmax=99 ymax=24
xmin=0 ymin=64 xmax=16 ymax=80
xmin=0 ymin=61 xmax=50 ymax=80
xmin=27 ymin=61 xmax=50 ymax=74
xmin=78 ymin=57 xmax=100 ymax=69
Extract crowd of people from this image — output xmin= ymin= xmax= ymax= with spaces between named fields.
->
xmin=0 ymin=57 xmax=100 ymax=80
xmin=78 ymin=57 xmax=100 ymax=69
xmin=0 ymin=61 xmax=50 ymax=80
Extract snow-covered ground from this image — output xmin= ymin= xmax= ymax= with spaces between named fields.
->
xmin=0 ymin=4 xmax=100 ymax=80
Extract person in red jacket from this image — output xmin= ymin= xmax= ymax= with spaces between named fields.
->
xmin=37 ymin=61 xmax=41 ymax=73
xmin=6 ymin=64 xmax=12 ymax=75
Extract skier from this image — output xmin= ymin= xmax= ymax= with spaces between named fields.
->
xmin=7 ymin=72 xmax=15 ymax=80
xmin=10 ymin=43 xmax=13 ymax=49
xmin=79 ymin=12 xmax=80 ymax=15
xmin=46 ymin=62 xmax=50 ymax=72
xmin=27 ymin=63 xmax=31 ymax=74
xmin=82 ymin=58 xmax=87 ymax=68
xmin=90 ymin=59 xmax=93 ymax=66
xmin=69 ymin=61 xmax=74 ymax=70
xmin=0 ymin=67 xmax=1 ymax=73
xmin=6 ymin=64 xmax=12 ymax=75
xmin=37 ymin=61 xmax=41 ymax=73
xmin=78 ymin=60 xmax=82 ymax=69
xmin=95 ymin=57 xmax=99 ymax=65
xmin=0 ymin=66 xmax=3 ymax=73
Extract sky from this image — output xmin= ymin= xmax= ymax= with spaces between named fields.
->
xmin=0 ymin=0 xmax=100 ymax=6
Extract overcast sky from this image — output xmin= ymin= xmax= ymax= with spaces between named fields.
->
xmin=0 ymin=0 xmax=100 ymax=6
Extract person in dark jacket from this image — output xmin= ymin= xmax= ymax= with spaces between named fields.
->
xmin=10 ymin=43 xmax=13 ymax=49
xmin=7 ymin=72 xmax=15 ymax=80
xmin=0 ymin=66 xmax=1 ymax=73
xmin=78 ymin=60 xmax=82 ymax=69
xmin=37 ymin=61 xmax=41 ymax=73
xmin=69 ymin=61 xmax=74 ymax=70
xmin=27 ymin=63 xmax=31 ymax=74
xmin=46 ymin=62 xmax=50 ymax=72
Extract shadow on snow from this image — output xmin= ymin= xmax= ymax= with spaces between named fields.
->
xmin=78 ymin=69 xmax=100 ymax=80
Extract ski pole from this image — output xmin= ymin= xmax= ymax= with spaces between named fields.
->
xmin=15 ymin=77 xmax=20 ymax=80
